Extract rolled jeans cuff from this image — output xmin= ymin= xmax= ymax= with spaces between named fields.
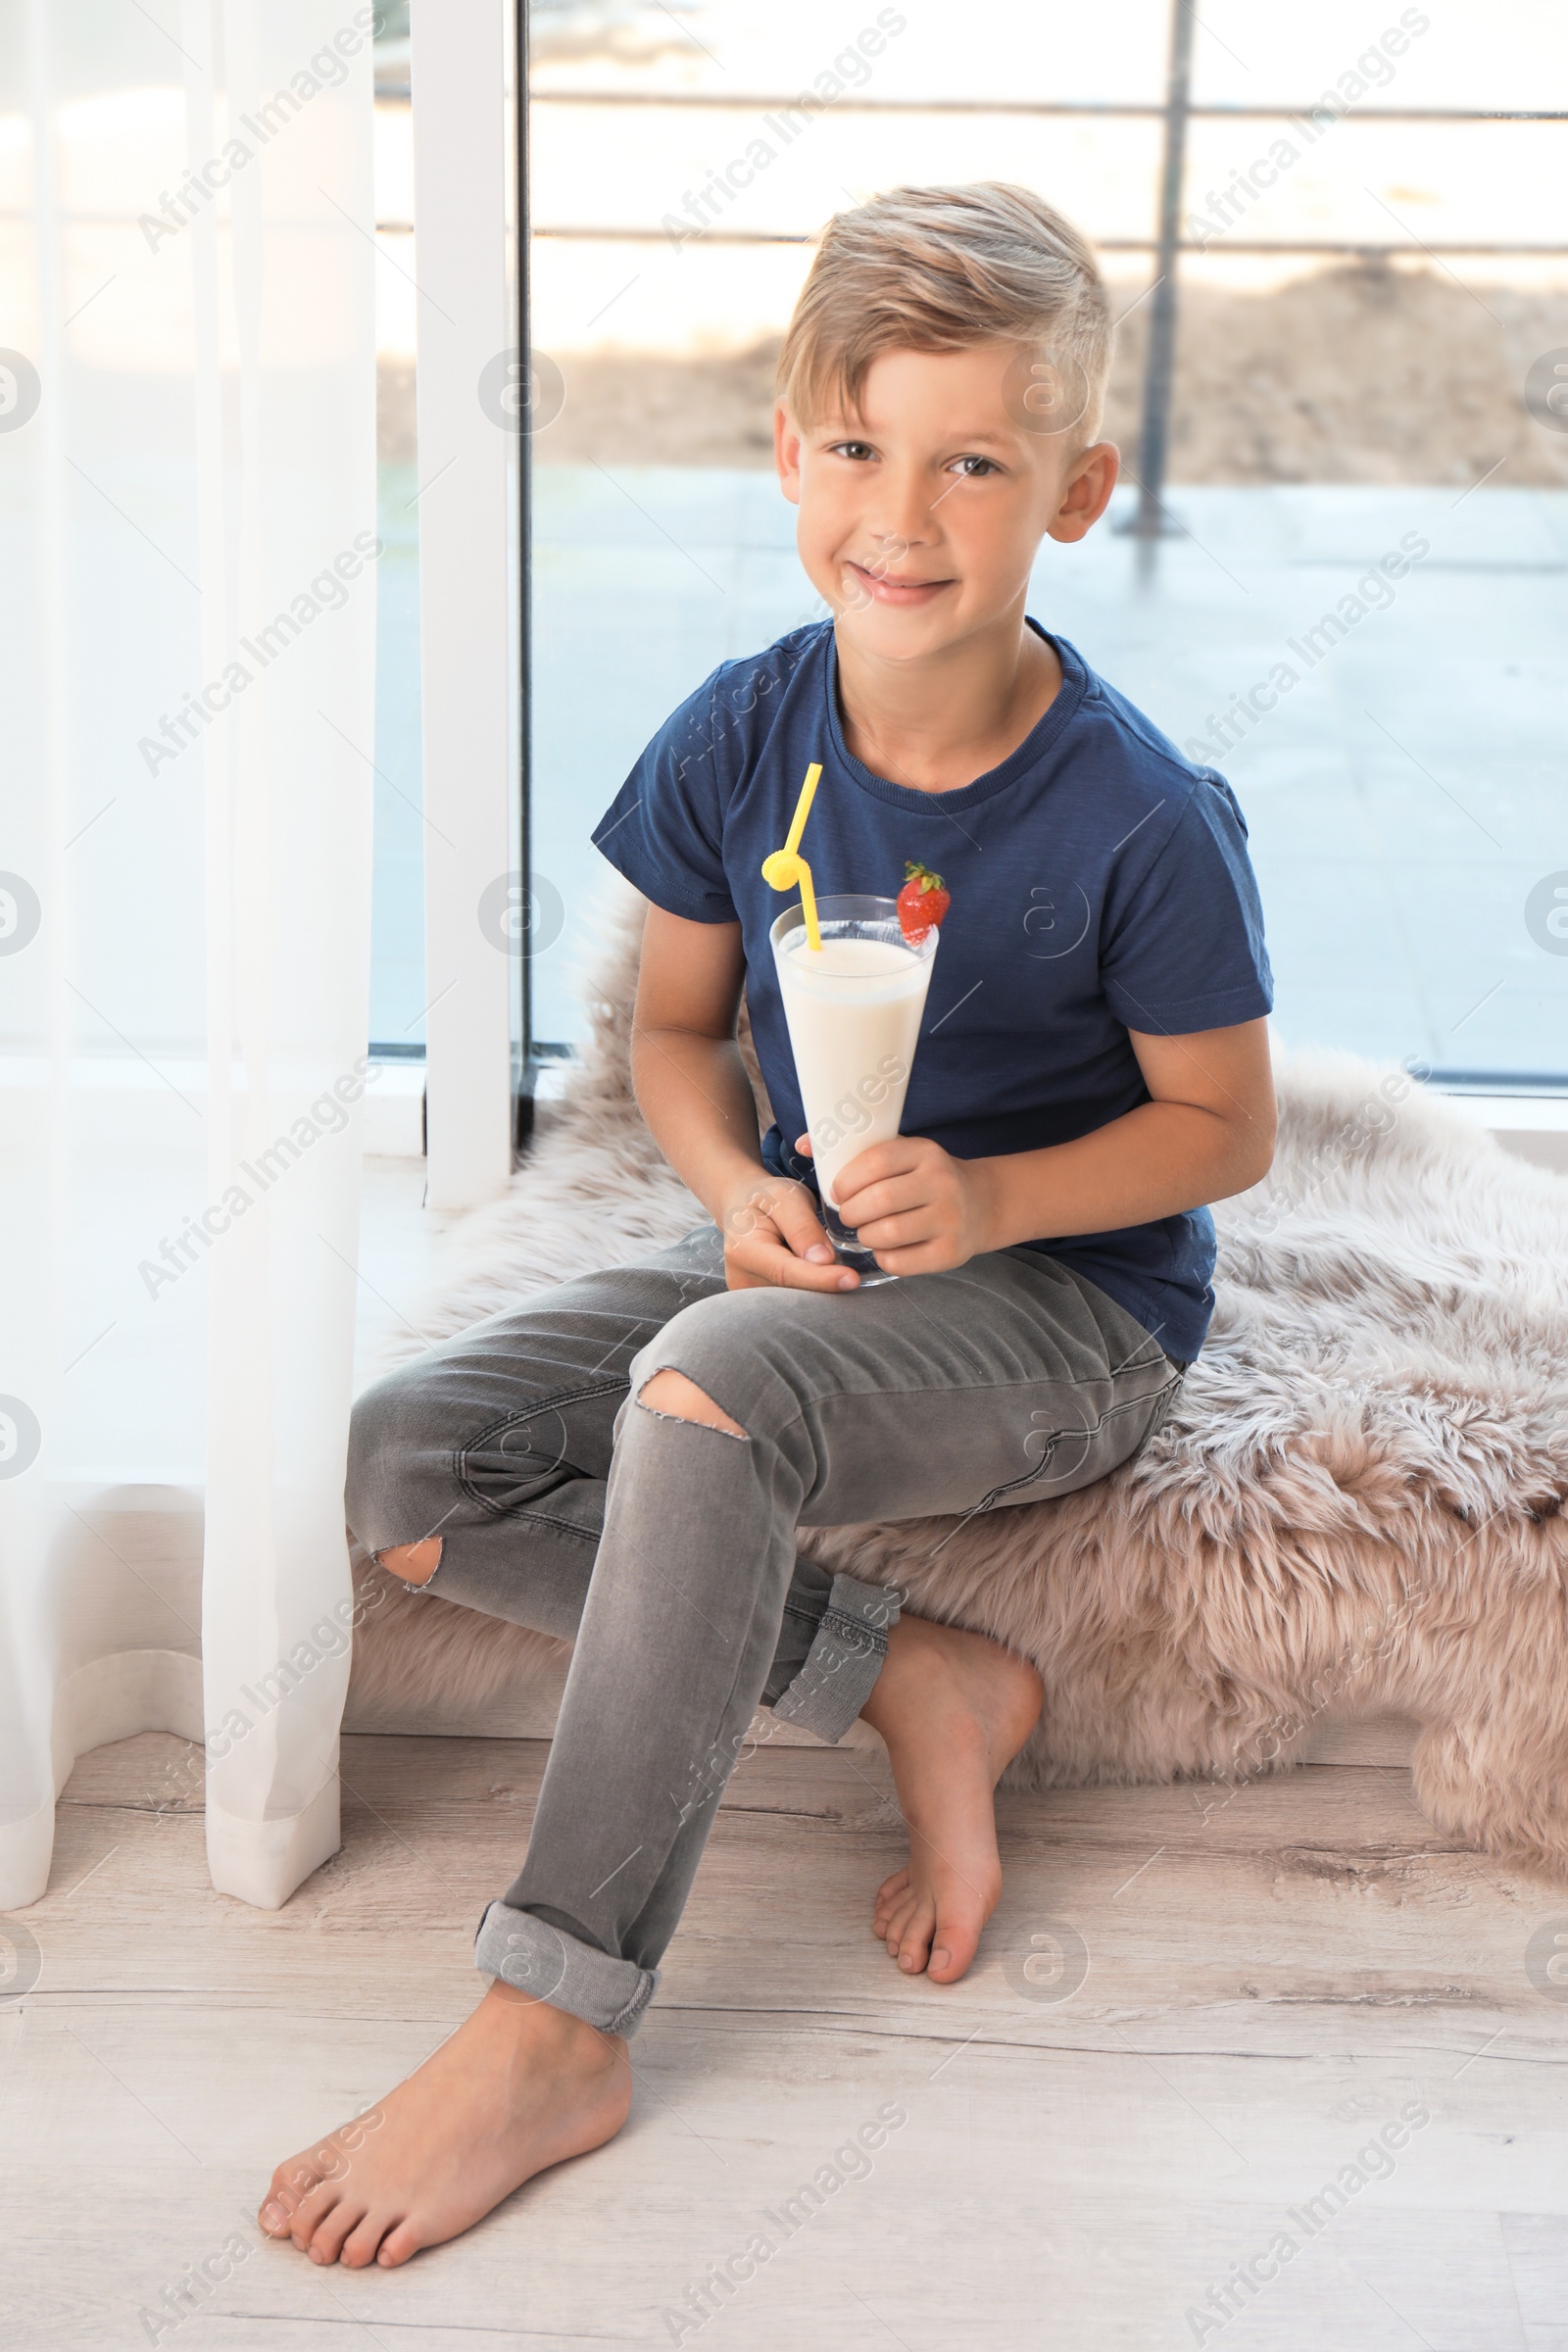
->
xmin=474 ymin=1899 xmax=657 ymax=2037
xmin=768 ymin=1571 xmax=901 ymax=1743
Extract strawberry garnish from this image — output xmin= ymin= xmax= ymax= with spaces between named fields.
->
xmin=896 ymin=860 xmax=950 ymax=942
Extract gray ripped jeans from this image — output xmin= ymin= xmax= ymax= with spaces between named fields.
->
xmin=345 ymin=1226 xmax=1184 ymax=2036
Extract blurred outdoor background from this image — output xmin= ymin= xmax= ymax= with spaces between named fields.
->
xmin=368 ymin=0 xmax=1568 ymax=1085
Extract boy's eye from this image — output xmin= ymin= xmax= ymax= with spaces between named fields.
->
xmin=829 ymin=440 xmax=876 ymax=462
xmin=952 ymin=454 xmax=1001 ymax=477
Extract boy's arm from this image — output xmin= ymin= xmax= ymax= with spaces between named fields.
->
xmin=632 ymin=904 xmax=861 ymax=1293
xmin=831 ymin=1017 xmax=1277 ymax=1278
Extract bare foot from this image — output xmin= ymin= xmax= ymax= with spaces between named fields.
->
xmin=259 ymin=1983 xmax=630 ymax=2268
xmin=858 ymin=1612 xmax=1043 ymax=1985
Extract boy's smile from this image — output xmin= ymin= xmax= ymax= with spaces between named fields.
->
xmin=841 ymin=559 xmax=955 ymax=607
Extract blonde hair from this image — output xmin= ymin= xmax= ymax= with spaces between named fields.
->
xmin=776 ymin=181 xmax=1111 ymax=446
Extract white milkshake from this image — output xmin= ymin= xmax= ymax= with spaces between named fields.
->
xmin=769 ymin=895 xmax=939 ymax=1277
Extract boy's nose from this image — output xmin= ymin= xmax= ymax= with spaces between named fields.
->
xmin=858 ymin=524 xmax=935 ymax=583
xmin=866 ymin=470 xmax=939 ymax=552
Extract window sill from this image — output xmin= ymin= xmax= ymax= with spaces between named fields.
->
xmin=1439 ymin=1091 xmax=1568 ymax=1177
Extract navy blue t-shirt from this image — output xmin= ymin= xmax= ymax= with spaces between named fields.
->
xmin=592 ymin=619 xmax=1272 ymax=1360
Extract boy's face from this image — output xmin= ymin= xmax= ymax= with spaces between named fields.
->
xmin=775 ymin=341 xmax=1118 ymax=665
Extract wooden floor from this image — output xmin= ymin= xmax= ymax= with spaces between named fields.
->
xmin=6 ymin=1728 xmax=1568 ymax=2351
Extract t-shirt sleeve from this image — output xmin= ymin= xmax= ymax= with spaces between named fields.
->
xmin=1099 ymin=771 xmax=1274 ymax=1035
xmin=591 ymin=666 xmax=739 ymax=923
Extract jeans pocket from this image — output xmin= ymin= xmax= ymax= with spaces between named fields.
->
xmin=457 ymin=1382 xmax=629 ymax=1513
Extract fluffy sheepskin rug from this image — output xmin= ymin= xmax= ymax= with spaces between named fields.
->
xmin=352 ymin=888 xmax=1568 ymax=1875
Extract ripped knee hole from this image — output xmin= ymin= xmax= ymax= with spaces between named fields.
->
xmin=636 ymin=1369 xmax=748 ymax=1440
xmin=376 ymin=1536 xmax=443 ymax=1585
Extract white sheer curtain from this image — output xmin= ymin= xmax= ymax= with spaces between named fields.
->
xmin=0 ymin=0 xmax=376 ymax=1911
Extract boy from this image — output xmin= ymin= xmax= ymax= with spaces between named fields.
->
xmin=262 ymin=180 xmax=1274 ymax=2268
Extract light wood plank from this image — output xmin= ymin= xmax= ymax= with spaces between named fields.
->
xmin=35 ymin=1731 xmax=1568 ymax=2062
xmin=7 ymin=1729 xmax=1568 ymax=2352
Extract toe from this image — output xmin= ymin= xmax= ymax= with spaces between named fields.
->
xmin=261 ymin=2158 xmax=320 ymax=2236
xmin=306 ymin=2200 xmax=368 ymax=2267
xmin=286 ymin=2180 xmax=344 ymax=2251
xmin=376 ymin=2217 xmax=424 ymax=2268
xmin=341 ymin=2212 xmax=398 ymax=2270
xmin=927 ymin=1900 xmax=985 ymax=1984
xmin=881 ymin=1887 xmax=918 ymax=1950
xmin=890 ymin=1893 xmax=936 ymax=1973
xmin=872 ymin=1872 xmax=908 ymax=1937
xmin=875 ymin=1867 xmax=909 ymax=1909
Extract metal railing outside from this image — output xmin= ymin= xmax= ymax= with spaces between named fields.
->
xmin=446 ymin=2 xmax=1568 ymax=533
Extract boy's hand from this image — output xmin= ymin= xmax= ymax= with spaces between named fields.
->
xmin=819 ymin=1133 xmax=994 ymax=1276
xmin=719 ymin=1169 xmax=861 ymax=1292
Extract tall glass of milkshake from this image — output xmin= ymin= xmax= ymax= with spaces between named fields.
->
xmin=769 ymin=893 xmax=939 ymax=1284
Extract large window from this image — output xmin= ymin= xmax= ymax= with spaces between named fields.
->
xmin=374 ymin=2 xmax=1568 ymax=1093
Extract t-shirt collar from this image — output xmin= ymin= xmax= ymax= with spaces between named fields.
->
xmin=822 ymin=617 xmax=1090 ymax=812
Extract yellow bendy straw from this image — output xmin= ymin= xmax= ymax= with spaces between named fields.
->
xmin=760 ymin=760 xmax=823 ymax=952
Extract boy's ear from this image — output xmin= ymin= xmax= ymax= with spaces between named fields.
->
xmin=774 ymin=402 xmax=803 ymax=506
xmin=1046 ymin=441 xmax=1120 ymax=544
